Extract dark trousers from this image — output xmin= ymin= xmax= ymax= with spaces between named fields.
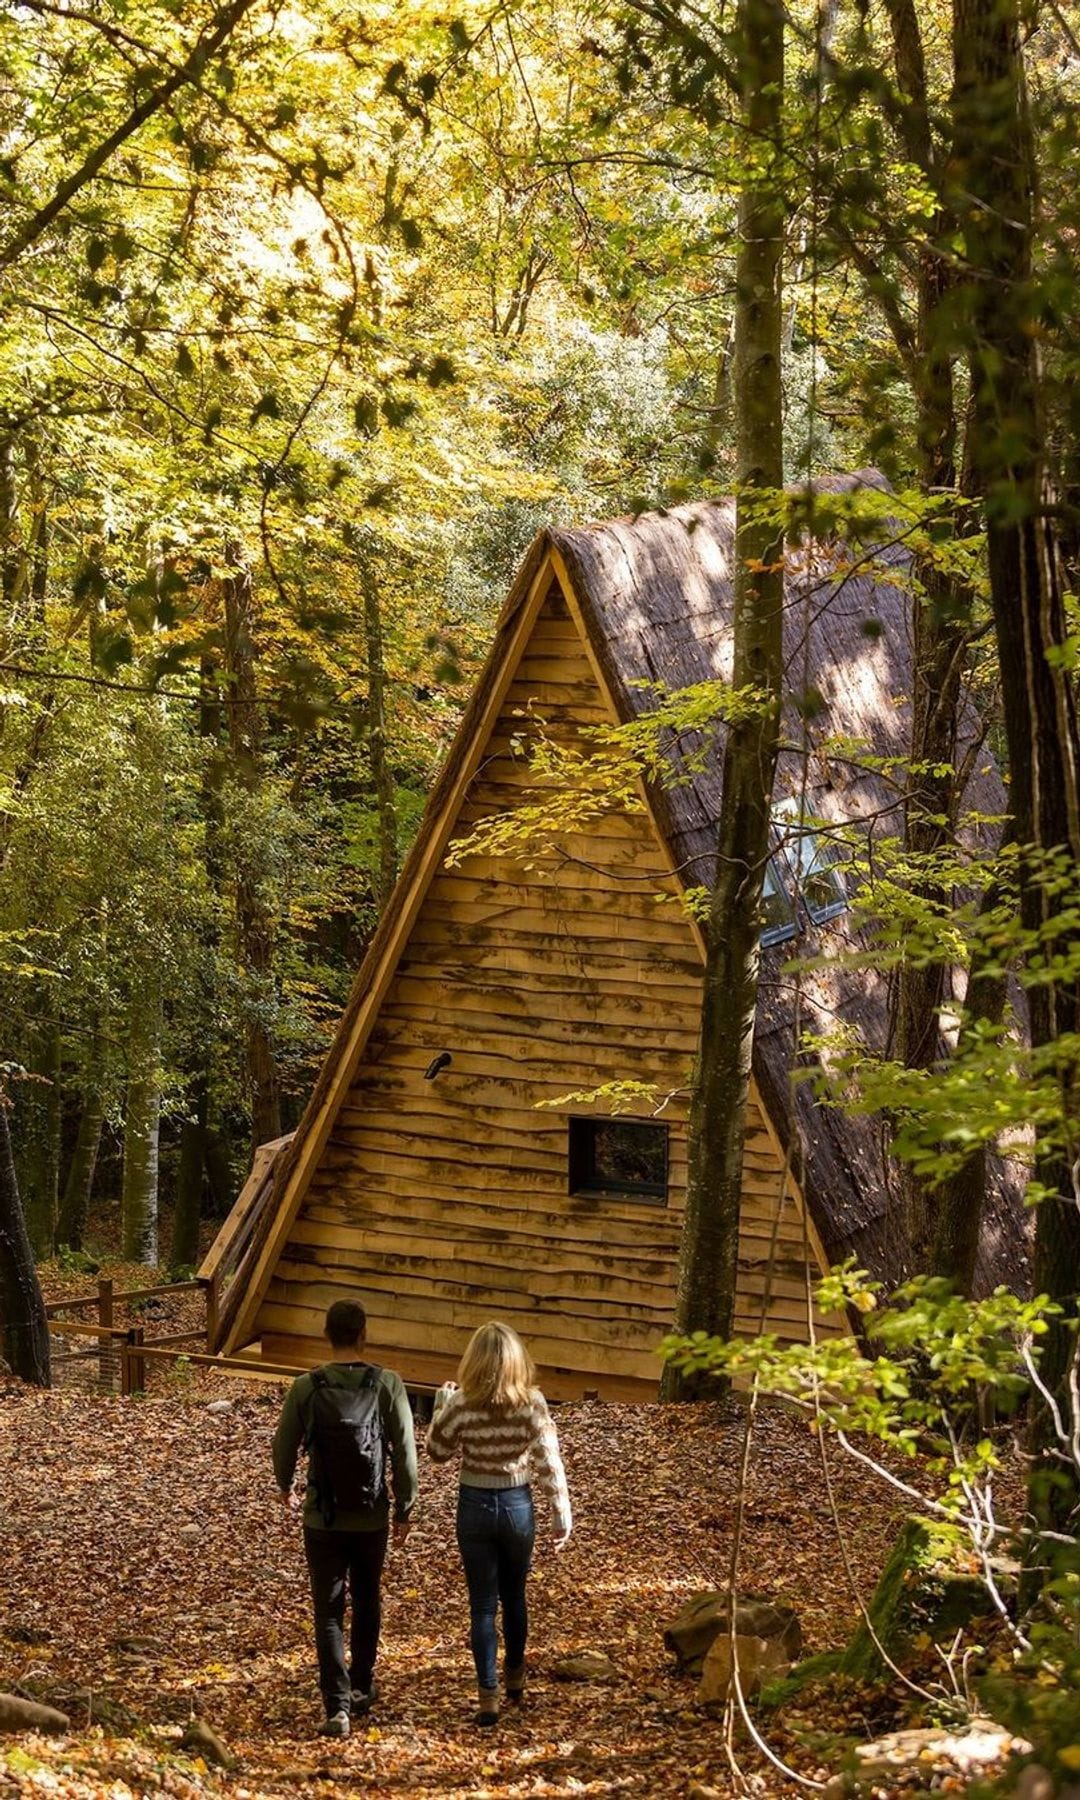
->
xmin=456 ymin=1485 xmax=535 ymax=1693
xmin=304 ymin=1524 xmax=389 ymax=1715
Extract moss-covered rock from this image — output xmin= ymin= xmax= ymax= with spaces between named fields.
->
xmin=762 ymin=1515 xmax=1001 ymax=1704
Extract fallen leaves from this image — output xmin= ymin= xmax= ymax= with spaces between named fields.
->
xmin=0 ymin=1377 xmax=936 ymax=1797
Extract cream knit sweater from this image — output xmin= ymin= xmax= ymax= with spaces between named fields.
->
xmin=427 ymin=1389 xmax=572 ymax=1538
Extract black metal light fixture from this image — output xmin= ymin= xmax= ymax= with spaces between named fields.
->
xmin=424 ymin=1051 xmax=453 ymax=1080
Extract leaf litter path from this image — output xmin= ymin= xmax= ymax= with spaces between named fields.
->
xmin=1 ymin=1383 xmax=902 ymax=1798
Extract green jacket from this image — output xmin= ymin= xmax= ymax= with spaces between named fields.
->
xmin=272 ymin=1361 xmax=419 ymax=1532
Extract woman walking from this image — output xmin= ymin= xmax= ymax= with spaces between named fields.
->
xmin=427 ymin=1321 xmax=572 ymax=1725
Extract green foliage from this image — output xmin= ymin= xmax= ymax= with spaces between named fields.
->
xmin=981 ymin=1557 xmax=1080 ymax=1785
xmin=663 ymin=1268 xmax=1056 ymax=1499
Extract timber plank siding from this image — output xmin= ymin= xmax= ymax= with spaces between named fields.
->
xmin=249 ymin=581 xmax=828 ymax=1397
xmin=211 ymin=485 xmax=1027 ymax=1383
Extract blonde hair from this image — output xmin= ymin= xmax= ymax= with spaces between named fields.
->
xmin=457 ymin=1321 xmax=537 ymax=1412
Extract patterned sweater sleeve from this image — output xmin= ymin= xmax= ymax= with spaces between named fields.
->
xmin=426 ymin=1390 xmax=464 ymax=1463
xmin=528 ymin=1396 xmax=572 ymax=1538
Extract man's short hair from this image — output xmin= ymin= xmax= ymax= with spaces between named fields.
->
xmin=325 ymin=1299 xmax=367 ymax=1347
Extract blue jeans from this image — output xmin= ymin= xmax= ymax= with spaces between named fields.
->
xmin=456 ymin=1485 xmax=535 ymax=1692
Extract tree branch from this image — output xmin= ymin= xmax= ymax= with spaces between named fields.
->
xmin=0 ymin=0 xmax=262 ymax=275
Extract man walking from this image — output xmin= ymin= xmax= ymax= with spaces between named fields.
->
xmin=273 ymin=1298 xmax=418 ymax=1738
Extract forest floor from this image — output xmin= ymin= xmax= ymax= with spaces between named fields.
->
xmin=2 ymin=1258 xmax=1025 ymax=1798
xmin=1 ymin=1365 xmax=934 ymax=1800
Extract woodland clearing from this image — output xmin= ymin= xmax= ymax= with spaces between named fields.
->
xmin=0 ymin=1378 xmax=918 ymax=1799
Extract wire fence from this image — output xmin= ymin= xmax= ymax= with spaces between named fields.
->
xmin=45 ymin=1277 xmax=216 ymax=1395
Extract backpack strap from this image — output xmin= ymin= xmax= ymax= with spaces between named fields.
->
xmin=302 ymin=1369 xmax=327 ymax=1448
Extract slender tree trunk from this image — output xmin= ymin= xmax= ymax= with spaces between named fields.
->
xmin=0 ymin=1103 xmax=50 ymax=1384
xmin=0 ymin=435 xmax=19 ymax=617
xmin=204 ymin=1129 xmax=235 ymax=1216
xmin=223 ymin=557 xmax=281 ymax=1149
xmin=171 ymin=1078 xmax=208 ymax=1270
xmin=28 ymin=439 xmax=47 ymax=620
xmin=56 ymin=1088 xmax=104 ymax=1252
xmin=927 ymin=836 xmax=1013 ymax=1288
xmin=662 ymin=0 xmax=785 ymax=1400
xmin=952 ymin=0 xmax=1080 ymax=1488
xmin=169 ymin=648 xmax=226 ymax=1270
xmin=879 ymin=0 xmax=989 ymax=1282
xmin=359 ymin=542 xmax=399 ymax=910
xmin=121 ymin=986 xmax=162 ymax=1264
xmin=18 ymin=1005 xmax=62 ymax=1258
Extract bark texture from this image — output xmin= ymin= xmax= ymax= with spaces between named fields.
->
xmin=121 ymin=988 xmax=162 ymax=1264
xmin=881 ymin=0 xmax=987 ymax=1282
xmin=0 ymin=1103 xmax=50 ymax=1385
xmin=224 ymin=559 xmax=281 ymax=1149
xmin=662 ymin=0 xmax=785 ymax=1400
xmin=359 ymin=545 xmax=399 ymax=912
xmin=56 ymin=1087 xmax=104 ymax=1253
xmin=952 ymin=0 xmax=1080 ymax=1424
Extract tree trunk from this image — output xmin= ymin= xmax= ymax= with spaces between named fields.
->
xmin=0 ymin=1103 xmax=50 ymax=1385
xmin=926 ymin=841 xmax=1013 ymax=1289
xmin=359 ymin=541 xmax=399 ymax=911
xmin=56 ymin=1088 xmax=104 ymax=1252
xmin=223 ymin=557 xmax=281 ymax=1149
xmin=171 ymin=1079 xmax=207 ymax=1270
xmin=952 ymin=0 xmax=1080 ymax=1493
xmin=880 ymin=0 xmax=986 ymax=1282
xmin=20 ymin=1011 xmax=61 ymax=1258
xmin=28 ymin=436 xmax=47 ymax=620
xmin=203 ymin=1128 xmax=235 ymax=1217
xmin=169 ymin=647 xmax=225 ymax=1271
xmin=661 ymin=0 xmax=785 ymax=1400
xmin=0 ymin=434 xmax=19 ymax=617
xmin=121 ymin=988 xmax=162 ymax=1264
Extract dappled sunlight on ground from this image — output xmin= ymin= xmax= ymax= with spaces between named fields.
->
xmin=1 ymin=1385 xmax=905 ymax=1797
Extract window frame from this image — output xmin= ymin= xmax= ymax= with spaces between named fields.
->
xmin=770 ymin=798 xmax=848 ymax=929
xmin=759 ymin=853 xmax=799 ymax=947
xmin=568 ymin=1115 xmax=669 ymax=1205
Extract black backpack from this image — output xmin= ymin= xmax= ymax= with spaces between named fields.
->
xmin=304 ymin=1364 xmax=386 ymax=1526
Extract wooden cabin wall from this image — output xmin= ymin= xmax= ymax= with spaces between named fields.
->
xmin=254 ymin=580 xmax=829 ymax=1398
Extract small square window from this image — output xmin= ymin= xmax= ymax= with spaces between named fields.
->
xmin=568 ymin=1117 xmax=668 ymax=1203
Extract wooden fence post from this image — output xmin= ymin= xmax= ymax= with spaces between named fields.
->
xmin=98 ymin=1278 xmax=114 ymax=1390
xmin=203 ymin=1272 xmax=219 ymax=1352
xmin=122 ymin=1326 xmax=145 ymax=1397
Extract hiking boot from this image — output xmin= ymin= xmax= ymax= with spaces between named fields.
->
xmin=317 ymin=1710 xmax=350 ymax=1738
xmin=505 ymin=1662 xmax=526 ymax=1706
xmin=475 ymin=1687 xmax=499 ymax=1728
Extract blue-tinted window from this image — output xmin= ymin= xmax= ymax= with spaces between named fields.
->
xmin=760 ymin=856 xmax=798 ymax=946
xmin=773 ymin=799 xmax=847 ymax=924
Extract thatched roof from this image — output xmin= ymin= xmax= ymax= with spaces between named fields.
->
xmin=547 ymin=468 xmax=1027 ymax=1293
xmin=213 ymin=470 xmax=1027 ymax=1355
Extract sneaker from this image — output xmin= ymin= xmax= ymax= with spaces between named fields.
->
xmin=350 ymin=1684 xmax=376 ymax=1715
xmin=317 ymin=1710 xmax=350 ymax=1738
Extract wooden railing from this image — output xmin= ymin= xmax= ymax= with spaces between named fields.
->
xmin=45 ymin=1315 xmax=307 ymax=1393
xmin=46 ymin=1275 xmax=223 ymax=1392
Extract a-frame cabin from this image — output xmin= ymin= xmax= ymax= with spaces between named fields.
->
xmin=206 ymin=475 xmax=1028 ymax=1399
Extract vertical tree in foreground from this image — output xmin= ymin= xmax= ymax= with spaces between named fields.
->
xmin=0 ymin=1104 xmax=50 ymax=1385
xmin=952 ymin=0 xmax=1080 ymax=1440
xmin=661 ymin=0 xmax=785 ymax=1399
xmin=224 ymin=558 xmax=281 ymax=1150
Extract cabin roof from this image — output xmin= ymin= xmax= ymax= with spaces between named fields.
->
xmin=214 ymin=472 xmax=1027 ymax=1353
xmin=545 ymin=470 xmax=1025 ymax=1292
